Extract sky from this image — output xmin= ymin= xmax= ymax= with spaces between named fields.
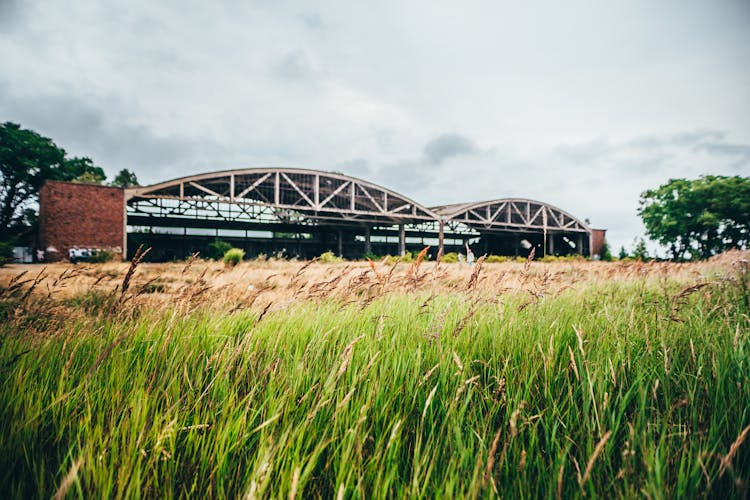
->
xmin=1 ymin=0 xmax=749 ymax=254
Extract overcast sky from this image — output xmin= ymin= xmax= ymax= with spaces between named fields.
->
xmin=1 ymin=0 xmax=749 ymax=253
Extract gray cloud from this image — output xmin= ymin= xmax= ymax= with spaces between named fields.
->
xmin=693 ymin=142 xmax=750 ymax=167
xmin=273 ymin=49 xmax=319 ymax=81
xmin=298 ymin=12 xmax=326 ymax=31
xmin=423 ymin=133 xmax=478 ymax=164
xmin=335 ymin=158 xmax=370 ymax=177
xmin=0 ymin=85 xmax=223 ymax=181
xmin=0 ymin=0 xmax=23 ymax=30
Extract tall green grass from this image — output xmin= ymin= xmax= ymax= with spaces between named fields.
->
xmin=1 ymin=273 xmax=749 ymax=498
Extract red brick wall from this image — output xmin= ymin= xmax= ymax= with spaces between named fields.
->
xmin=39 ymin=181 xmax=125 ymax=260
xmin=590 ymin=229 xmax=607 ymax=258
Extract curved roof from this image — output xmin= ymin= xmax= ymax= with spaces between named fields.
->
xmin=432 ymin=198 xmax=590 ymax=233
xmin=127 ymin=167 xmax=439 ymax=224
xmin=126 ymin=167 xmax=591 ymax=233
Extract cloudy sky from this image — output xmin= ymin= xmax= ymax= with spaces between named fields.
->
xmin=1 ymin=0 xmax=749 ymax=253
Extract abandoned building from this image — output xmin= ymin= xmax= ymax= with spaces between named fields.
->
xmin=38 ymin=167 xmax=606 ymax=261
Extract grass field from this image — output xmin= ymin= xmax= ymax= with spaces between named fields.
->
xmin=1 ymin=252 xmax=749 ymax=498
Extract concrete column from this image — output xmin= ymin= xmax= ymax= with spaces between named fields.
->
xmin=577 ymin=233 xmax=583 ymax=255
xmin=364 ymin=226 xmax=371 ymax=255
xmin=398 ymin=223 xmax=405 ymax=256
xmin=547 ymin=233 xmax=555 ymax=255
xmin=514 ymin=233 xmax=519 ymax=257
xmin=337 ymin=229 xmax=343 ymax=257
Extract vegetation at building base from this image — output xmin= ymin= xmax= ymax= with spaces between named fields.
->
xmin=223 ymin=247 xmax=245 ymax=267
xmin=0 ymin=254 xmax=748 ymax=498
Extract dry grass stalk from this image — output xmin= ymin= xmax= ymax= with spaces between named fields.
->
xmin=53 ymin=457 xmax=82 ymax=500
xmin=484 ymin=429 xmax=502 ymax=486
xmin=466 ymin=254 xmax=487 ymax=291
xmin=120 ymin=245 xmax=151 ymax=299
xmin=580 ymin=430 xmax=612 ymax=487
xmin=671 ymin=282 xmax=711 ymax=321
xmin=289 ymin=467 xmax=300 ymax=500
xmin=719 ymin=423 xmax=750 ymax=477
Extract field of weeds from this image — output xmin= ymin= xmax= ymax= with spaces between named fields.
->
xmin=1 ymin=250 xmax=749 ymax=498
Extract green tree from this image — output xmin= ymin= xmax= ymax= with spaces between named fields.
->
xmin=632 ymin=238 xmax=650 ymax=261
xmin=638 ymin=176 xmax=750 ymax=260
xmin=0 ymin=122 xmax=106 ymax=239
xmin=110 ymin=169 xmax=140 ymax=188
xmin=618 ymin=246 xmax=628 ymax=260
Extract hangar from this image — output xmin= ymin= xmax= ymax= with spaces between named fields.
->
xmin=39 ymin=167 xmax=606 ymax=261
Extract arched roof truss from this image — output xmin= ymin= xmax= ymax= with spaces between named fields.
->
xmin=432 ymin=199 xmax=590 ymax=233
xmin=127 ymin=168 xmax=438 ymax=225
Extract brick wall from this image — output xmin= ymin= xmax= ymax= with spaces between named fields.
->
xmin=39 ymin=181 xmax=125 ymax=260
xmin=590 ymin=229 xmax=607 ymax=258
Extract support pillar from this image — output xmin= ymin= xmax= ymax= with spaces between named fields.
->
xmin=438 ymin=220 xmax=445 ymax=257
xmin=547 ymin=233 xmax=554 ymax=256
xmin=337 ymin=229 xmax=343 ymax=257
xmin=364 ymin=226 xmax=371 ymax=255
xmin=398 ymin=223 xmax=405 ymax=256
xmin=577 ymin=233 xmax=583 ymax=255
xmin=514 ymin=233 xmax=519 ymax=257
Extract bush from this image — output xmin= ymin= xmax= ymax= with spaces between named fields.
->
xmin=88 ymin=249 xmax=115 ymax=263
xmin=0 ymin=240 xmax=14 ymax=267
xmin=207 ymin=239 xmax=232 ymax=260
xmin=223 ymin=248 xmax=245 ymax=267
xmin=485 ymin=255 xmax=508 ymax=263
xmin=319 ymin=250 xmax=343 ymax=263
xmin=440 ymin=252 xmax=459 ymax=263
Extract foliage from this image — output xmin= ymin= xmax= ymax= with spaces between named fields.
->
xmin=109 ymin=169 xmax=140 ymax=188
xmin=223 ymin=248 xmax=245 ymax=266
xmin=318 ymin=250 xmax=343 ymax=263
xmin=0 ymin=122 xmax=105 ymax=239
xmin=206 ymin=239 xmax=232 ymax=260
xmin=0 ymin=260 xmax=748 ymax=497
xmin=631 ymin=238 xmax=650 ymax=261
xmin=0 ymin=239 xmax=14 ymax=266
xmin=639 ymin=175 xmax=750 ymax=260
xmin=440 ymin=252 xmax=459 ymax=263
xmin=599 ymin=241 xmax=613 ymax=261
xmin=485 ymin=254 xmax=508 ymax=263
xmin=540 ymin=254 xmax=587 ymax=263
xmin=87 ymin=249 xmax=116 ymax=263
xmin=618 ymin=246 xmax=629 ymax=260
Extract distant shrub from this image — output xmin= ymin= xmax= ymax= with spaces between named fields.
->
xmin=440 ymin=252 xmax=459 ymax=263
xmin=485 ymin=255 xmax=508 ymax=263
xmin=207 ymin=239 xmax=232 ymax=260
xmin=515 ymin=256 xmax=528 ymax=263
xmin=319 ymin=250 xmax=343 ymax=263
xmin=89 ymin=249 xmax=115 ymax=263
xmin=223 ymin=248 xmax=245 ymax=267
xmin=0 ymin=240 xmax=14 ymax=267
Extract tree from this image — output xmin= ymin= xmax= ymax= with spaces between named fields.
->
xmin=638 ymin=176 xmax=750 ymax=260
xmin=632 ymin=238 xmax=650 ymax=261
xmin=0 ymin=122 xmax=105 ymax=239
xmin=110 ymin=169 xmax=139 ymax=188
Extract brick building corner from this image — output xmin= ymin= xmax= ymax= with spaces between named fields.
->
xmin=38 ymin=181 xmax=126 ymax=260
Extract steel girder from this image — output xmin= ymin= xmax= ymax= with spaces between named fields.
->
xmin=431 ymin=199 xmax=590 ymax=234
xmin=126 ymin=168 xmax=438 ymax=226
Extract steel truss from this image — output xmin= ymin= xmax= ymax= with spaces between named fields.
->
xmin=125 ymin=168 xmax=592 ymax=256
